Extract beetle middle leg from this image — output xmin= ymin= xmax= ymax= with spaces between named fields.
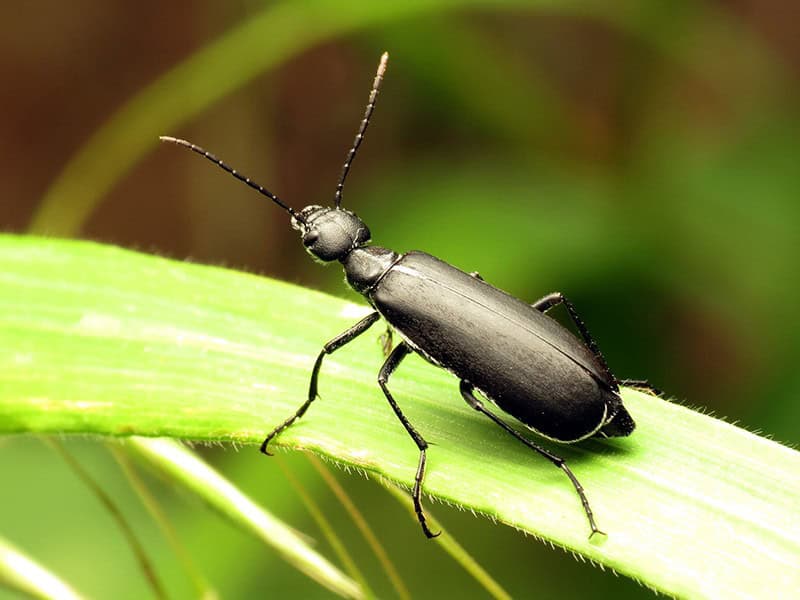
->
xmin=260 ymin=311 xmax=381 ymax=455
xmin=459 ymin=380 xmax=604 ymax=539
xmin=378 ymin=326 xmax=393 ymax=358
xmin=532 ymin=292 xmax=616 ymax=390
xmin=378 ymin=342 xmax=439 ymax=538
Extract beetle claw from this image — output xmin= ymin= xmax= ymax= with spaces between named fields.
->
xmin=588 ymin=528 xmax=608 ymax=542
xmin=259 ymin=437 xmax=275 ymax=456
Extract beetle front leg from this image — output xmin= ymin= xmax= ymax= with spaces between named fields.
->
xmin=459 ymin=380 xmax=605 ymax=539
xmin=531 ymin=292 xmax=616 ymax=390
xmin=378 ymin=342 xmax=440 ymax=539
xmin=260 ymin=311 xmax=381 ymax=455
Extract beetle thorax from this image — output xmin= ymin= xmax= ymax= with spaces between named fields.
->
xmin=341 ymin=246 xmax=399 ymax=294
xmin=293 ymin=206 xmax=371 ymax=262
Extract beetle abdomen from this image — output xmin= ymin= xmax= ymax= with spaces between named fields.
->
xmin=370 ymin=251 xmax=614 ymax=442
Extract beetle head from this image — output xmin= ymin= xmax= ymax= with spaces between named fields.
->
xmin=293 ymin=206 xmax=371 ymax=262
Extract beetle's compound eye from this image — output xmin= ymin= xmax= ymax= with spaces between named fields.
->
xmin=353 ymin=223 xmax=371 ymax=247
xmin=303 ymin=230 xmax=319 ymax=247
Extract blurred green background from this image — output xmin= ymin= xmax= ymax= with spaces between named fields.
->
xmin=1 ymin=0 xmax=798 ymax=598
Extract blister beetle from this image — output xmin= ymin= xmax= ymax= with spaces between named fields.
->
xmin=162 ymin=52 xmax=657 ymax=539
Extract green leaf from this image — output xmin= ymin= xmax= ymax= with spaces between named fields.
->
xmin=1 ymin=234 xmax=799 ymax=598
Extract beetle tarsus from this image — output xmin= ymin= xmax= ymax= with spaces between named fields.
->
xmin=260 ymin=412 xmax=304 ymax=455
xmin=619 ymin=379 xmax=663 ymax=397
xmin=413 ymin=449 xmax=441 ymax=539
xmin=588 ymin=527 xmax=607 ymax=541
xmin=259 ymin=437 xmax=274 ymax=456
xmin=555 ymin=458 xmax=603 ymax=538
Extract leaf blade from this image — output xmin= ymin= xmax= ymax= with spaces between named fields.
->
xmin=1 ymin=234 xmax=799 ymax=598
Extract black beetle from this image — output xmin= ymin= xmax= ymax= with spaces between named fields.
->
xmin=162 ymin=52 xmax=656 ymax=539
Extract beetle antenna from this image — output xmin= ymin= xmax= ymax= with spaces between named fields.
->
xmin=334 ymin=51 xmax=389 ymax=209
xmin=159 ymin=136 xmax=305 ymax=224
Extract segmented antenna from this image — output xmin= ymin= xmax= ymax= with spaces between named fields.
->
xmin=334 ymin=51 xmax=389 ymax=208
xmin=159 ymin=136 xmax=304 ymax=224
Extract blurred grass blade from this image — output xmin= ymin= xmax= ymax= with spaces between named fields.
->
xmin=126 ymin=438 xmax=363 ymax=599
xmin=46 ymin=439 xmax=168 ymax=599
xmin=30 ymin=0 xmax=540 ymax=236
xmin=31 ymin=0 xmax=776 ymax=237
xmin=110 ymin=446 xmax=218 ymax=600
xmin=1 ymin=235 xmax=799 ymax=598
xmin=274 ymin=457 xmax=373 ymax=598
xmin=0 ymin=535 xmax=85 ymax=600
xmin=380 ymin=481 xmax=511 ymax=600
xmin=306 ymin=453 xmax=411 ymax=600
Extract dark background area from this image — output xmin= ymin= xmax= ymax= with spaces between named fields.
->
xmin=1 ymin=1 xmax=798 ymax=598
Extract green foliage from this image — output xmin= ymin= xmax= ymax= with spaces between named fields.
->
xmin=2 ymin=235 xmax=798 ymax=598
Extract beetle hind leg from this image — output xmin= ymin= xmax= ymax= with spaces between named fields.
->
xmin=618 ymin=378 xmax=663 ymax=397
xmin=379 ymin=342 xmax=439 ymax=539
xmin=459 ymin=380 xmax=605 ymax=539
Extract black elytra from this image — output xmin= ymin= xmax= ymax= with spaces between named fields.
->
xmin=161 ymin=52 xmax=656 ymax=540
